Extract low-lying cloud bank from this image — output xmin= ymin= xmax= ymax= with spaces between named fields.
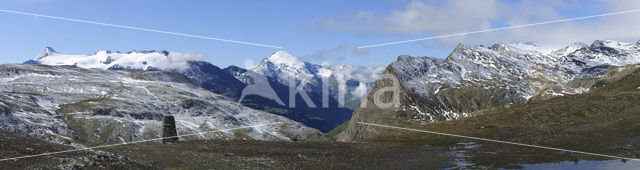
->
xmin=35 ymin=48 xmax=203 ymax=71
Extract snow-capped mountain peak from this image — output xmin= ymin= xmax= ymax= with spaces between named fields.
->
xmin=552 ymin=43 xmax=587 ymax=56
xmin=485 ymin=42 xmax=553 ymax=55
xmin=36 ymin=47 xmax=58 ymax=60
xmin=245 ymin=50 xmax=385 ymax=106
xmin=506 ymin=42 xmax=549 ymax=54
xmin=265 ymin=50 xmax=305 ymax=69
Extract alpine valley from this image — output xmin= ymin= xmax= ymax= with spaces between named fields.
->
xmin=18 ymin=48 xmax=384 ymax=135
xmin=2 ymin=39 xmax=640 ymax=169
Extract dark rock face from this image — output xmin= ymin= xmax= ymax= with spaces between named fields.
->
xmin=23 ymin=60 xmax=42 ymax=64
xmin=337 ymin=67 xmax=407 ymax=141
xmin=162 ymin=115 xmax=178 ymax=143
xmin=181 ymin=99 xmax=207 ymax=109
xmin=184 ymin=61 xmax=246 ymax=99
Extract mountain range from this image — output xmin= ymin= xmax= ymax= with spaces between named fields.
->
xmin=3 ymin=39 xmax=640 ymax=168
xmin=249 ymin=50 xmax=384 ymax=109
xmin=23 ymin=48 xmax=382 ymax=133
xmin=8 ymin=39 xmax=640 ymax=143
xmin=338 ymin=40 xmax=640 ymax=141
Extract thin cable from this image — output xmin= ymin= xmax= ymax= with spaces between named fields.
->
xmin=0 ymin=122 xmax=282 ymax=162
xmin=358 ymin=122 xmax=640 ymax=162
xmin=0 ymin=9 xmax=283 ymax=49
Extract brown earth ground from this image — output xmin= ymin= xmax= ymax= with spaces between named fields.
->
xmin=0 ymin=131 xmax=152 ymax=169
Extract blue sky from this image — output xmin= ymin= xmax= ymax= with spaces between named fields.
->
xmin=1 ymin=0 xmax=640 ymax=67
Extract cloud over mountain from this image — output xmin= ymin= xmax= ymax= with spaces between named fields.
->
xmin=33 ymin=48 xmax=203 ymax=71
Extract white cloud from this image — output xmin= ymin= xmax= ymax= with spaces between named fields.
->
xmin=244 ymin=58 xmax=256 ymax=69
xmin=37 ymin=49 xmax=203 ymax=72
xmin=300 ymin=44 xmax=348 ymax=63
xmin=305 ymin=0 xmax=640 ymax=49
xmin=352 ymin=82 xmax=369 ymax=99
xmin=383 ymin=0 xmax=502 ymax=34
xmin=155 ymin=52 xmax=203 ymax=71
xmin=465 ymin=0 xmax=640 ymax=49
xmin=353 ymin=46 xmax=370 ymax=56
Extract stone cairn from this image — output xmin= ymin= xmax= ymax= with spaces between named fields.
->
xmin=162 ymin=115 xmax=179 ymax=143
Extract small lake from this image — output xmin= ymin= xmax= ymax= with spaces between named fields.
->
xmin=519 ymin=159 xmax=640 ymax=170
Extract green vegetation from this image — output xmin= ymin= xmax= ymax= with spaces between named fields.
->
xmin=360 ymin=68 xmax=640 ymax=168
xmin=326 ymin=120 xmax=349 ymax=138
xmin=567 ymin=65 xmax=639 ymax=91
xmin=596 ymin=66 xmax=640 ymax=92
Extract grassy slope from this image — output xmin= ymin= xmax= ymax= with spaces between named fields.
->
xmin=326 ymin=120 xmax=349 ymax=138
xmin=596 ymin=66 xmax=640 ymax=93
xmin=363 ymin=68 xmax=640 ymax=168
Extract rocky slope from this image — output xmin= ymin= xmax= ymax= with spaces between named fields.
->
xmin=339 ymin=40 xmax=640 ymax=141
xmin=0 ymin=64 xmax=327 ymax=144
xmin=0 ymin=130 xmax=154 ymax=169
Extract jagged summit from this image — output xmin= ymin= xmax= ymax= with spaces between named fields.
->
xmin=488 ymin=43 xmax=509 ymax=52
xmin=396 ymin=55 xmax=415 ymax=61
xmin=35 ymin=47 xmax=58 ymax=60
xmin=590 ymin=39 xmax=635 ymax=50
